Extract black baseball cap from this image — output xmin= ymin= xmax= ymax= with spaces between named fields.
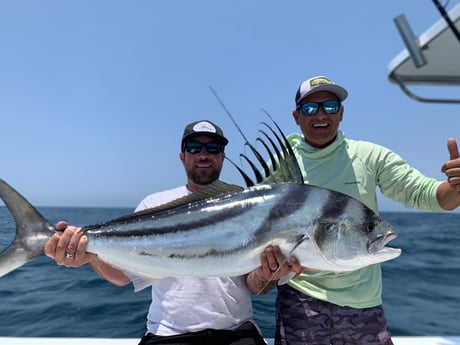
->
xmin=181 ymin=120 xmax=229 ymax=151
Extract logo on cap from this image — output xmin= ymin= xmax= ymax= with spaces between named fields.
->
xmin=309 ymin=76 xmax=333 ymax=89
xmin=192 ymin=121 xmax=217 ymax=134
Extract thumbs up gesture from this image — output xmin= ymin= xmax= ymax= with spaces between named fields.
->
xmin=441 ymin=138 xmax=460 ymax=192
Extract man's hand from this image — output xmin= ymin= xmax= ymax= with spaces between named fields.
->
xmin=258 ymin=245 xmax=303 ymax=282
xmin=44 ymin=221 xmax=96 ymax=267
xmin=246 ymin=245 xmax=305 ymax=295
xmin=441 ymin=138 xmax=460 ymax=192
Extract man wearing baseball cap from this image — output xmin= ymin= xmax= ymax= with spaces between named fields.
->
xmin=272 ymin=75 xmax=460 ymax=345
xmin=45 ymin=119 xmax=298 ymax=345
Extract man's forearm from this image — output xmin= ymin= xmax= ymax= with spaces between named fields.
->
xmin=89 ymin=256 xmax=131 ymax=286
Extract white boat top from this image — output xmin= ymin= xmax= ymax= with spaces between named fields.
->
xmin=1 ymin=337 xmax=460 ymax=345
xmin=387 ymin=1 xmax=460 ymax=102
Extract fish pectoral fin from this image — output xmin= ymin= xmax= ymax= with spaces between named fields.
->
xmin=123 ymin=271 xmax=161 ymax=292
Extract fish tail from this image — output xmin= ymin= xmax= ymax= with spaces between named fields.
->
xmin=0 ymin=179 xmax=55 ymax=277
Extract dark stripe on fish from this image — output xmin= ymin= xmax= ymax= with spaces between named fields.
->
xmin=84 ymin=197 xmax=256 ymax=239
xmin=319 ymin=191 xmax=350 ymax=220
xmin=253 ymin=184 xmax=311 ymax=241
xmin=265 ymin=185 xmax=310 ymax=222
xmin=312 ymin=191 xmax=351 ymax=250
xmin=139 ymin=248 xmax=224 ymax=260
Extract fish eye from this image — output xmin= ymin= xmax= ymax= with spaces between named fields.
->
xmin=366 ymin=222 xmax=376 ymax=233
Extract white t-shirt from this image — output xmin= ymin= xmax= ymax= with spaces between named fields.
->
xmin=135 ymin=186 xmax=255 ymax=335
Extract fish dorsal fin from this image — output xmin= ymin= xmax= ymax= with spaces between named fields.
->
xmin=210 ymin=87 xmax=303 ymax=187
xmin=257 ymin=112 xmax=304 ymax=185
xmin=225 ymin=111 xmax=304 ymax=187
xmin=196 ymin=180 xmax=245 ymax=198
xmin=154 ymin=180 xmax=244 ymax=212
xmin=110 ymin=181 xmax=244 ymax=223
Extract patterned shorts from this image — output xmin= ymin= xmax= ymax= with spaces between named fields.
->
xmin=275 ymin=284 xmax=394 ymax=345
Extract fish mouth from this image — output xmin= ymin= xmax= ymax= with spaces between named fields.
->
xmin=368 ymin=233 xmax=401 ymax=255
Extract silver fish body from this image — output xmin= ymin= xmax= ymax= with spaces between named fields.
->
xmin=0 ymin=178 xmax=401 ymax=291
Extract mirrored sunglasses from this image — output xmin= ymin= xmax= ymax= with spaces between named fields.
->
xmin=184 ymin=141 xmax=224 ymax=154
xmin=298 ymin=100 xmax=341 ymax=116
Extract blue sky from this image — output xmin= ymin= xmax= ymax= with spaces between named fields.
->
xmin=0 ymin=0 xmax=459 ymax=212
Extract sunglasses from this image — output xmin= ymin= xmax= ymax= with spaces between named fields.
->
xmin=183 ymin=141 xmax=224 ymax=154
xmin=298 ymin=100 xmax=341 ymax=116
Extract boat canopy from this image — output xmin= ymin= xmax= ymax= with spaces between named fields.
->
xmin=388 ymin=1 xmax=460 ymax=103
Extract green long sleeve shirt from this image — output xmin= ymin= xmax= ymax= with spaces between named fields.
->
xmin=286 ymin=130 xmax=443 ymax=308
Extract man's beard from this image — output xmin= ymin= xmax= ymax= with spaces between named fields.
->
xmin=190 ymin=167 xmax=220 ymax=186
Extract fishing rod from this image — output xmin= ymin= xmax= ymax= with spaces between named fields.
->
xmin=431 ymin=0 xmax=460 ymax=43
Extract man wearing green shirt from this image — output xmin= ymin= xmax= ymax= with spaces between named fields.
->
xmin=274 ymin=75 xmax=460 ymax=345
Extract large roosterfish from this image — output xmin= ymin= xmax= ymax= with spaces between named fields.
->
xmin=0 ymin=114 xmax=401 ymax=292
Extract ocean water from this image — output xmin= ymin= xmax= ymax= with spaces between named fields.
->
xmin=0 ymin=207 xmax=459 ymax=339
